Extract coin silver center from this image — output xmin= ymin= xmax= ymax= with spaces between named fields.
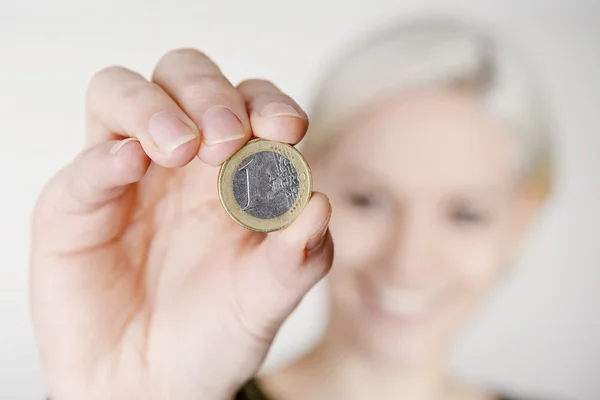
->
xmin=232 ymin=150 xmax=300 ymax=219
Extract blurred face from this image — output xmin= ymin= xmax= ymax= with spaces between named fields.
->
xmin=312 ymin=88 xmax=540 ymax=366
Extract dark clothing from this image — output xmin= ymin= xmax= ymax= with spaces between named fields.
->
xmin=44 ymin=378 xmax=544 ymax=399
xmin=235 ymin=378 xmax=531 ymax=400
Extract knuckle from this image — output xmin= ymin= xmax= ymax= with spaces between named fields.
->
xmin=118 ymin=83 xmax=171 ymax=129
xmin=86 ymin=66 xmax=149 ymax=114
xmin=86 ymin=65 xmax=127 ymax=104
xmin=91 ymin=81 xmax=164 ymax=121
xmin=179 ymin=74 xmax=235 ymax=103
xmin=160 ymin=47 xmax=209 ymax=62
xmin=87 ymin=65 xmax=129 ymax=91
xmin=120 ymin=81 xmax=165 ymax=104
xmin=238 ymin=78 xmax=281 ymax=96
xmin=156 ymin=47 xmax=222 ymax=76
xmin=238 ymin=78 xmax=277 ymax=90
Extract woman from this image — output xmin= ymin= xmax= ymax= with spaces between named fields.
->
xmin=31 ymin=17 xmax=553 ymax=400
xmin=238 ymin=18 xmax=554 ymax=400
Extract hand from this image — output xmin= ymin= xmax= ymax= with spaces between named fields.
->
xmin=30 ymin=48 xmax=333 ymax=400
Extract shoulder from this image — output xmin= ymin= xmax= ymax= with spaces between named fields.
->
xmin=498 ymin=397 xmax=555 ymax=400
xmin=235 ymin=380 xmax=562 ymax=400
xmin=496 ymin=391 xmax=563 ymax=400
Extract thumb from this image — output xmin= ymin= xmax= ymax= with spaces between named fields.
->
xmin=32 ymin=138 xmax=150 ymax=255
xmin=237 ymin=192 xmax=334 ymax=340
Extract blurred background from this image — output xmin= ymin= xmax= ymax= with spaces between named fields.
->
xmin=1 ymin=1 xmax=599 ymax=399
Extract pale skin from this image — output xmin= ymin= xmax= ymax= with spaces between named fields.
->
xmin=258 ymin=89 xmax=545 ymax=400
xmin=30 ymin=48 xmax=333 ymax=400
xmin=30 ymin=49 xmax=545 ymax=400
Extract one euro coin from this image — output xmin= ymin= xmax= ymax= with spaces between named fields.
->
xmin=218 ymin=139 xmax=313 ymax=232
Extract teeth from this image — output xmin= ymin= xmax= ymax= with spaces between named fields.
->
xmin=376 ymin=288 xmax=430 ymax=317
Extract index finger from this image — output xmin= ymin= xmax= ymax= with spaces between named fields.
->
xmin=85 ymin=66 xmax=201 ymax=168
xmin=151 ymin=48 xmax=251 ymax=166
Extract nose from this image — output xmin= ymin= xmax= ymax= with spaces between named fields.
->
xmin=380 ymin=204 xmax=437 ymax=285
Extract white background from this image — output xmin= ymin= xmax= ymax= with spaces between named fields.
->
xmin=1 ymin=1 xmax=599 ymax=399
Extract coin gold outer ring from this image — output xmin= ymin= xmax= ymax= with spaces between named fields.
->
xmin=218 ymin=139 xmax=313 ymax=233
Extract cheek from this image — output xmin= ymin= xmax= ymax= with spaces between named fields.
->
xmin=440 ymin=226 xmax=510 ymax=295
xmin=329 ymin=209 xmax=383 ymax=271
xmin=427 ymin=225 xmax=512 ymax=342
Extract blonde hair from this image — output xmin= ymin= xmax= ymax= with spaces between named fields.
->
xmin=301 ymin=17 xmax=554 ymax=196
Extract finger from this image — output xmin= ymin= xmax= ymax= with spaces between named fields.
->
xmin=86 ymin=66 xmax=200 ymax=168
xmin=236 ymin=192 xmax=333 ymax=339
xmin=237 ymin=79 xmax=308 ymax=144
xmin=33 ymin=138 xmax=151 ymax=254
xmin=152 ymin=48 xmax=251 ymax=166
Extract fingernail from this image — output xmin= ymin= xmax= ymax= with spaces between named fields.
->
xmin=306 ymin=213 xmax=332 ymax=251
xmin=201 ymin=106 xmax=246 ymax=146
xmin=148 ymin=111 xmax=197 ymax=153
xmin=260 ymin=102 xmax=303 ymax=119
xmin=110 ymin=137 xmax=140 ymax=155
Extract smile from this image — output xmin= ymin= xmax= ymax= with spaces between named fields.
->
xmin=358 ymin=275 xmax=442 ymax=323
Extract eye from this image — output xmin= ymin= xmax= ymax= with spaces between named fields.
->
xmin=345 ymin=191 xmax=384 ymax=210
xmin=449 ymin=204 xmax=490 ymax=225
xmin=350 ymin=193 xmax=377 ymax=207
